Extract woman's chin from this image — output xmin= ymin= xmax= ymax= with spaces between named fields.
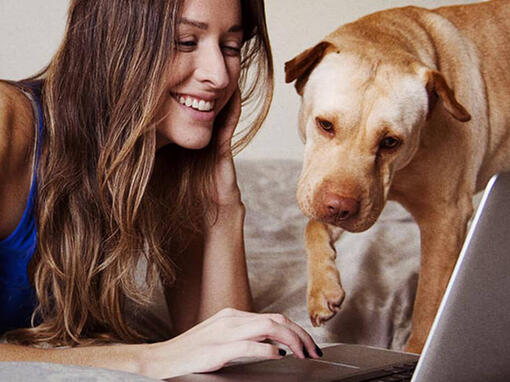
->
xmin=182 ymin=140 xmax=211 ymax=150
xmin=174 ymin=133 xmax=213 ymax=150
xmin=156 ymin=128 xmax=213 ymax=151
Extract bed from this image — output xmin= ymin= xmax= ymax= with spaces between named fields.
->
xmin=0 ymin=159 xmax=421 ymax=380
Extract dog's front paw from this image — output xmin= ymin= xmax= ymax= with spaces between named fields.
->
xmin=307 ymin=271 xmax=345 ymax=327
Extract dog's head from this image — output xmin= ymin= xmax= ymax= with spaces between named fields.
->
xmin=285 ymin=40 xmax=470 ymax=232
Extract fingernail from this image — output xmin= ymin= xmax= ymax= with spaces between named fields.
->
xmin=303 ymin=346 xmax=310 ymax=359
xmin=315 ymin=345 xmax=323 ymax=357
xmin=278 ymin=349 xmax=287 ymax=356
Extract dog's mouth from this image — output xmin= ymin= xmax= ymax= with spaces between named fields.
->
xmin=318 ymin=211 xmax=380 ymax=233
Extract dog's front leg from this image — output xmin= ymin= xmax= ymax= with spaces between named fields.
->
xmin=305 ymin=219 xmax=345 ymax=326
xmin=406 ymin=198 xmax=473 ymax=353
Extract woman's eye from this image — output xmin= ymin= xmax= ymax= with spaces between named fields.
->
xmin=315 ymin=117 xmax=334 ymax=133
xmin=379 ymin=136 xmax=401 ymax=150
xmin=176 ymin=40 xmax=197 ymax=51
xmin=222 ymin=45 xmax=241 ymax=57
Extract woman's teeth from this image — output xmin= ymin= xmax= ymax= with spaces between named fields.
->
xmin=178 ymin=95 xmax=214 ymax=112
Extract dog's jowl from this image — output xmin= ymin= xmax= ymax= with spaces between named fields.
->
xmin=285 ymin=0 xmax=510 ymax=353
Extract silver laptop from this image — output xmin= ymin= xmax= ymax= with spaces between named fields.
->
xmin=169 ymin=172 xmax=510 ymax=382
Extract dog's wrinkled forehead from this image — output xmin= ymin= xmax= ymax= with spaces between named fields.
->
xmin=304 ymin=54 xmax=369 ymax=119
xmin=303 ymin=53 xmax=428 ymax=130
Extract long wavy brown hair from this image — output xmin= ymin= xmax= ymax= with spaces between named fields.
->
xmin=8 ymin=0 xmax=273 ymax=346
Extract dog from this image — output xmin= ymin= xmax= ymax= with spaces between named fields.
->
xmin=284 ymin=0 xmax=510 ymax=353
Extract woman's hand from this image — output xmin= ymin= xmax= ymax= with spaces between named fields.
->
xmin=211 ymin=88 xmax=243 ymax=208
xmin=141 ymin=308 xmax=322 ymax=379
xmin=0 ymin=309 xmax=322 ymax=380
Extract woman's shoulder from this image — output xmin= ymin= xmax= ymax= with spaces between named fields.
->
xmin=0 ymin=81 xmax=37 ymax=238
xmin=0 ymin=80 xmax=34 ymax=130
xmin=0 ymin=80 xmax=35 ymax=169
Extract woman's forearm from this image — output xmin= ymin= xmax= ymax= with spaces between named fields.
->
xmin=0 ymin=342 xmax=147 ymax=375
xmin=199 ymin=202 xmax=252 ymax=320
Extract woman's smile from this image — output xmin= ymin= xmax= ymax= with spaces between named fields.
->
xmin=171 ymin=92 xmax=217 ymax=123
xmin=173 ymin=93 xmax=216 ymax=112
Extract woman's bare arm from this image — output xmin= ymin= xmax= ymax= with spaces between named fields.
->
xmin=164 ymin=205 xmax=251 ymax=335
xmin=0 ymin=343 xmax=145 ymax=374
xmin=199 ymin=202 xmax=252 ymax=318
xmin=164 ymin=232 xmax=204 ymax=334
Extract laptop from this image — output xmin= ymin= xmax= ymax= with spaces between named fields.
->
xmin=168 ymin=172 xmax=510 ymax=382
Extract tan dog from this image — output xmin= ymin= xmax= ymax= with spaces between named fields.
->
xmin=285 ymin=0 xmax=510 ymax=353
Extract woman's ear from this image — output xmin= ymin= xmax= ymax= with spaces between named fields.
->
xmin=424 ymin=69 xmax=471 ymax=122
xmin=285 ymin=41 xmax=333 ymax=96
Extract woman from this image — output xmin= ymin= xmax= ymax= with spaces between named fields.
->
xmin=0 ymin=0 xmax=321 ymax=378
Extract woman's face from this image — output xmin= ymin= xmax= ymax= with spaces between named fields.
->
xmin=156 ymin=0 xmax=243 ymax=150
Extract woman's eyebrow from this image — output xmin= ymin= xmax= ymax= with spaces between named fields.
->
xmin=179 ymin=17 xmax=243 ymax=33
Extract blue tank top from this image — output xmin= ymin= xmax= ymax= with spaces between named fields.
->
xmin=0 ymin=82 xmax=43 ymax=334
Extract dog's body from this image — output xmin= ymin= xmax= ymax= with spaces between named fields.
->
xmin=285 ymin=0 xmax=510 ymax=353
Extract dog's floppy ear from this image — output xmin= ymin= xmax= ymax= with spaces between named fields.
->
xmin=285 ymin=41 xmax=333 ymax=95
xmin=425 ymin=70 xmax=471 ymax=122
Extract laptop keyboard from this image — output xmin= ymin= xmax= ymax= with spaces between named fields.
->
xmin=358 ymin=361 xmax=418 ymax=381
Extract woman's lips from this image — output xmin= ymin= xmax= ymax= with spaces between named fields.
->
xmin=172 ymin=93 xmax=216 ymax=122
xmin=173 ymin=93 xmax=216 ymax=110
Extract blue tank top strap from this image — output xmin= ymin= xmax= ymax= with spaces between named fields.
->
xmin=0 ymin=80 xmax=44 ymax=334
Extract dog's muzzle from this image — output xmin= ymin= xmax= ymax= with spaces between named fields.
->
xmin=320 ymin=192 xmax=360 ymax=225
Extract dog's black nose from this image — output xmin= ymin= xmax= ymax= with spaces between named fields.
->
xmin=323 ymin=193 xmax=359 ymax=221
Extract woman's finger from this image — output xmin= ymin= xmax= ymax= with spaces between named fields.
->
xmin=265 ymin=313 xmax=322 ymax=358
xmin=220 ymin=340 xmax=286 ymax=363
xmin=215 ymin=87 xmax=241 ymax=155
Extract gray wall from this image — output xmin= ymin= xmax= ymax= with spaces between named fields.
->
xmin=0 ymin=1 xmax=483 ymax=159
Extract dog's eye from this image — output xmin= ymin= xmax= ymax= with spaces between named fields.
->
xmin=316 ymin=118 xmax=334 ymax=133
xmin=379 ymin=136 xmax=401 ymax=150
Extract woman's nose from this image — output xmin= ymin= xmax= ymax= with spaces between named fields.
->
xmin=195 ymin=45 xmax=230 ymax=89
